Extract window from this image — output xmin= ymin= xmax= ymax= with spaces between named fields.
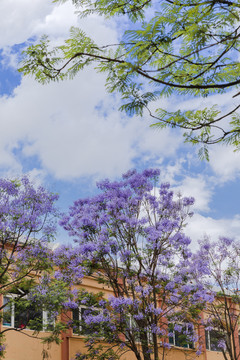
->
xmin=205 ymin=329 xmax=224 ymax=351
xmin=125 ymin=315 xmax=141 ymax=342
xmin=72 ymin=307 xmax=100 ymax=335
xmin=43 ymin=311 xmax=55 ymax=332
xmin=2 ymin=296 xmax=12 ymax=327
xmin=168 ymin=323 xmax=194 ymax=349
xmin=125 ymin=315 xmax=152 ymax=343
xmin=2 ymin=296 xmax=53 ymax=331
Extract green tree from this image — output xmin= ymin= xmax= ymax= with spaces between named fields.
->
xmin=19 ymin=0 xmax=240 ymax=158
xmin=0 ymin=177 xmax=69 ymax=359
xmin=195 ymin=237 xmax=240 ymax=360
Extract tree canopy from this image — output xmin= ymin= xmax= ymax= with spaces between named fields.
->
xmin=59 ymin=169 xmax=211 ymax=360
xmin=19 ymin=0 xmax=240 ymax=158
xmin=194 ymin=236 xmax=240 ymax=360
xmin=0 ymin=177 xmax=70 ymax=358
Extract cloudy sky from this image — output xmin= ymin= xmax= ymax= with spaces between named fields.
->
xmin=1 ymin=0 xmax=240 ymax=245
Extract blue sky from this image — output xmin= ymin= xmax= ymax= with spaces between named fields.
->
xmin=1 ymin=0 xmax=240 ymax=246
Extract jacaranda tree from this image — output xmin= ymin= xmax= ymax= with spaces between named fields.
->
xmin=60 ymin=169 xmax=212 ymax=360
xmin=19 ymin=0 xmax=240 ymax=158
xmin=0 ymin=177 xmax=69 ymax=358
xmin=193 ymin=236 xmax=240 ymax=360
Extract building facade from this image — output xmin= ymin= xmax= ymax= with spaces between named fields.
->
xmin=1 ymin=275 xmax=236 ymax=360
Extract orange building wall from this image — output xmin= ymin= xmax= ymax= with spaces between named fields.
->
xmin=4 ymin=329 xmax=61 ymax=360
xmin=68 ymin=337 xmax=207 ymax=360
xmin=205 ymin=351 xmax=226 ymax=360
xmin=2 ymin=322 xmax=228 ymax=360
xmin=69 ymin=337 xmax=92 ymax=360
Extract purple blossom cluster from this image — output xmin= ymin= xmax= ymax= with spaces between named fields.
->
xmin=109 ymin=296 xmax=133 ymax=309
xmin=0 ymin=177 xmax=59 ymax=285
xmin=0 ymin=177 xmax=58 ymax=238
xmin=0 ymin=176 xmax=73 ymax=356
xmin=53 ymin=245 xmax=86 ymax=285
xmin=59 ymin=169 xmax=216 ymax=359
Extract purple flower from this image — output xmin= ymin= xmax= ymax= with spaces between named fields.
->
xmin=174 ymin=324 xmax=182 ymax=332
xmin=217 ymin=340 xmax=226 ymax=350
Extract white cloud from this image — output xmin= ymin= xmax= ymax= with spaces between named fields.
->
xmin=154 ymin=160 xmax=214 ymax=213
xmin=25 ymin=168 xmax=48 ymax=186
xmin=0 ymin=147 xmax=21 ymax=175
xmin=33 ymin=2 xmax=78 ymax=39
xmin=0 ymin=0 xmax=53 ymax=47
xmin=186 ymin=213 xmax=240 ymax=249
xmin=209 ymin=145 xmax=240 ymax=182
xmin=0 ymin=65 xmax=182 ymax=180
xmin=159 ymin=158 xmax=187 ymax=185
xmin=173 ymin=175 xmax=213 ymax=212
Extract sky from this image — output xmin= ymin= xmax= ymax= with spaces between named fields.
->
xmin=0 ymin=0 xmax=240 ymax=246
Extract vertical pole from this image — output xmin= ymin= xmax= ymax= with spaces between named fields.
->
xmin=61 ymin=311 xmax=72 ymax=360
xmin=198 ymin=312 xmax=207 ymax=360
xmin=0 ymin=294 xmax=3 ymax=334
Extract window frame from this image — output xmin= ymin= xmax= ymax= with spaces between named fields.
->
xmin=168 ymin=323 xmax=195 ymax=349
xmin=2 ymin=295 xmax=53 ymax=331
xmin=125 ymin=314 xmax=153 ymax=344
xmin=72 ymin=305 xmax=101 ymax=336
xmin=205 ymin=329 xmax=224 ymax=352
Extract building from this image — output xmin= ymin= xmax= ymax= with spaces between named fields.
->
xmin=1 ymin=272 xmax=236 ymax=360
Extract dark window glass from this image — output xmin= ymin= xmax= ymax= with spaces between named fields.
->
xmin=72 ymin=308 xmax=80 ymax=322
xmin=205 ymin=329 xmax=210 ymax=350
xmin=14 ymin=300 xmax=42 ymax=330
xmin=168 ymin=323 xmax=174 ymax=345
